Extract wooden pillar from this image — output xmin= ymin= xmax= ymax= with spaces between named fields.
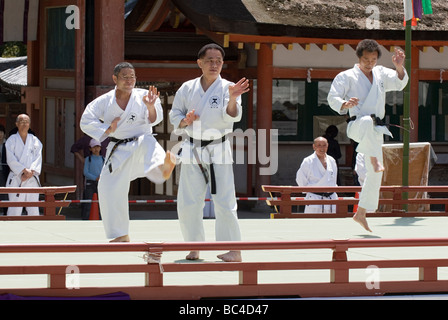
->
xmin=255 ymin=44 xmax=273 ymax=196
xmin=94 ymin=0 xmax=124 ymax=88
xmin=410 ymin=46 xmax=419 ymax=142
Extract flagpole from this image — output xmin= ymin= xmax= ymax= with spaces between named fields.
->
xmin=402 ymin=18 xmax=412 ymax=209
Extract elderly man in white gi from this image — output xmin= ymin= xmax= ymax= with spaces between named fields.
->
xmin=328 ymin=39 xmax=408 ymax=232
xmin=5 ymin=114 xmax=42 ymax=216
xmin=81 ymin=62 xmax=175 ymax=242
xmin=169 ymin=43 xmax=249 ymax=262
xmin=296 ymin=137 xmax=338 ymax=213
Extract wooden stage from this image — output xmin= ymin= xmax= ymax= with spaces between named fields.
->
xmin=1 ymin=214 xmax=448 ymax=300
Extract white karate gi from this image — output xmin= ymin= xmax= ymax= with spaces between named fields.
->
xmin=296 ymin=152 xmax=338 ymax=213
xmin=328 ymin=64 xmax=408 ymax=210
xmin=169 ymin=75 xmax=242 ymax=242
xmin=355 ymin=152 xmax=367 ymax=186
xmin=5 ymin=133 xmax=42 ymax=216
xmin=80 ymin=87 xmax=166 ymax=239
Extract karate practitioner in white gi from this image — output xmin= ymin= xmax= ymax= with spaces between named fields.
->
xmin=80 ymin=62 xmax=175 ymax=242
xmin=328 ymin=39 xmax=408 ymax=232
xmin=5 ymin=114 xmax=42 ymax=216
xmin=169 ymin=43 xmax=250 ymax=262
xmin=296 ymin=137 xmax=338 ymax=213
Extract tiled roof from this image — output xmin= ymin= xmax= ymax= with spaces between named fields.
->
xmin=0 ymin=56 xmax=27 ymax=88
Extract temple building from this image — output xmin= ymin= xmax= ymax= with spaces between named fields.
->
xmin=1 ymin=0 xmax=447 ymax=200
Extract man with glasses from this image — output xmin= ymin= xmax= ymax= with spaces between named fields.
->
xmin=80 ymin=62 xmax=175 ymax=242
xmin=169 ymin=43 xmax=250 ymax=262
xmin=5 ymin=114 xmax=43 ymax=216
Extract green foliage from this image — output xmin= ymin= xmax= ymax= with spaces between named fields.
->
xmin=0 ymin=42 xmax=27 ymax=58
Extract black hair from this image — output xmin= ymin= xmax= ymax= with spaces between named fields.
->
xmin=113 ymin=62 xmax=135 ymax=77
xmin=356 ymin=39 xmax=382 ymax=59
xmin=197 ymin=43 xmax=225 ymax=59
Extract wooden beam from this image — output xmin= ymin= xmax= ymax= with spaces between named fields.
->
xmin=255 ymin=44 xmax=273 ymax=196
xmin=315 ymin=43 xmax=327 ymax=51
xmin=299 ymin=43 xmax=310 ymax=51
xmin=272 ymin=67 xmax=342 ymax=79
xmin=223 ymin=33 xmax=448 ymax=48
xmin=332 ymin=44 xmax=344 ymax=51
xmin=417 ymin=46 xmax=428 ymax=52
xmin=223 ymin=33 xmax=230 ymax=48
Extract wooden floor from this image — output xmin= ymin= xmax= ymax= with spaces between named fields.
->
xmin=1 ymin=213 xmax=448 ymax=300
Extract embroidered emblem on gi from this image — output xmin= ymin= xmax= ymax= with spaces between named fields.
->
xmin=379 ymin=80 xmax=384 ymax=90
xmin=209 ymin=96 xmax=220 ymax=108
xmin=127 ymin=113 xmax=137 ymax=123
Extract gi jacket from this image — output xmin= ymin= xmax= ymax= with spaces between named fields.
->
xmin=80 ymin=87 xmax=163 ymax=174
xmin=5 ymin=133 xmax=42 ymax=186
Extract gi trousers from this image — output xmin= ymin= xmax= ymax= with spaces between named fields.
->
xmin=7 ymin=176 xmax=40 ymax=216
xmin=358 ymin=153 xmax=383 ymax=211
xmin=177 ymin=162 xmax=241 ymax=242
xmin=98 ymin=136 xmax=165 ymax=239
xmin=347 ymin=117 xmax=384 ymax=212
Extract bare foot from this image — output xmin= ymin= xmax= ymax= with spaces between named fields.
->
xmin=370 ymin=156 xmax=385 ymax=173
xmin=109 ymin=235 xmax=130 ymax=242
xmin=186 ymin=251 xmax=200 ymax=260
xmin=353 ymin=207 xmax=372 ymax=232
xmin=217 ymin=251 xmax=242 ymax=262
xmin=161 ymin=151 xmax=176 ymax=180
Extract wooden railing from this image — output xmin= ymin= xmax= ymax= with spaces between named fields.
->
xmin=0 ymin=186 xmax=77 ymax=220
xmin=262 ymin=185 xmax=448 ymax=219
xmin=2 ymin=238 xmax=448 ymax=299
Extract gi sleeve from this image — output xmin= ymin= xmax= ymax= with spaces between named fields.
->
xmin=169 ymin=84 xmax=189 ymax=132
xmin=5 ymin=137 xmax=25 ymax=176
xmin=222 ymin=82 xmax=243 ymax=123
xmin=29 ymin=138 xmax=43 ymax=176
xmin=382 ymin=66 xmax=409 ymax=92
xmin=327 ymin=73 xmax=350 ymax=115
xmin=80 ymin=96 xmax=111 ymax=143
xmin=147 ymin=97 xmax=163 ymax=127
xmin=296 ymin=159 xmax=310 ymax=186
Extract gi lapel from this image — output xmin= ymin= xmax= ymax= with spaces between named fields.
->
xmin=114 ymin=90 xmax=136 ymax=130
xmin=195 ymin=75 xmax=222 ymax=118
xmin=19 ymin=134 xmax=33 ymax=167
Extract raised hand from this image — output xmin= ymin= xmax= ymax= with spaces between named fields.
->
xmin=229 ymin=77 xmax=250 ymax=99
xmin=392 ymin=47 xmax=405 ymax=68
xmin=143 ymin=85 xmax=160 ymax=108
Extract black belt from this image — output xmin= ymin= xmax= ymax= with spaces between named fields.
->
xmin=311 ymin=192 xmax=335 ymax=198
xmin=109 ymin=137 xmax=138 ymax=144
xmin=346 ymin=114 xmax=409 ymax=132
xmin=189 ymin=136 xmax=226 ymax=194
xmin=106 ymin=137 xmax=138 ymax=173
xmin=189 ymin=136 xmax=226 ymax=147
xmin=346 ymin=114 xmax=385 ymax=126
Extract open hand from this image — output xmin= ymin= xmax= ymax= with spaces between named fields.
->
xmin=143 ymin=85 xmax=160 ymax=108
xmin=181 ymin=109 xmax=200 ymax=128
xmin=392 ymin=47 xmax=405 ymax=68
xmin=229 ymin=77 xmax=250 ymax=100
